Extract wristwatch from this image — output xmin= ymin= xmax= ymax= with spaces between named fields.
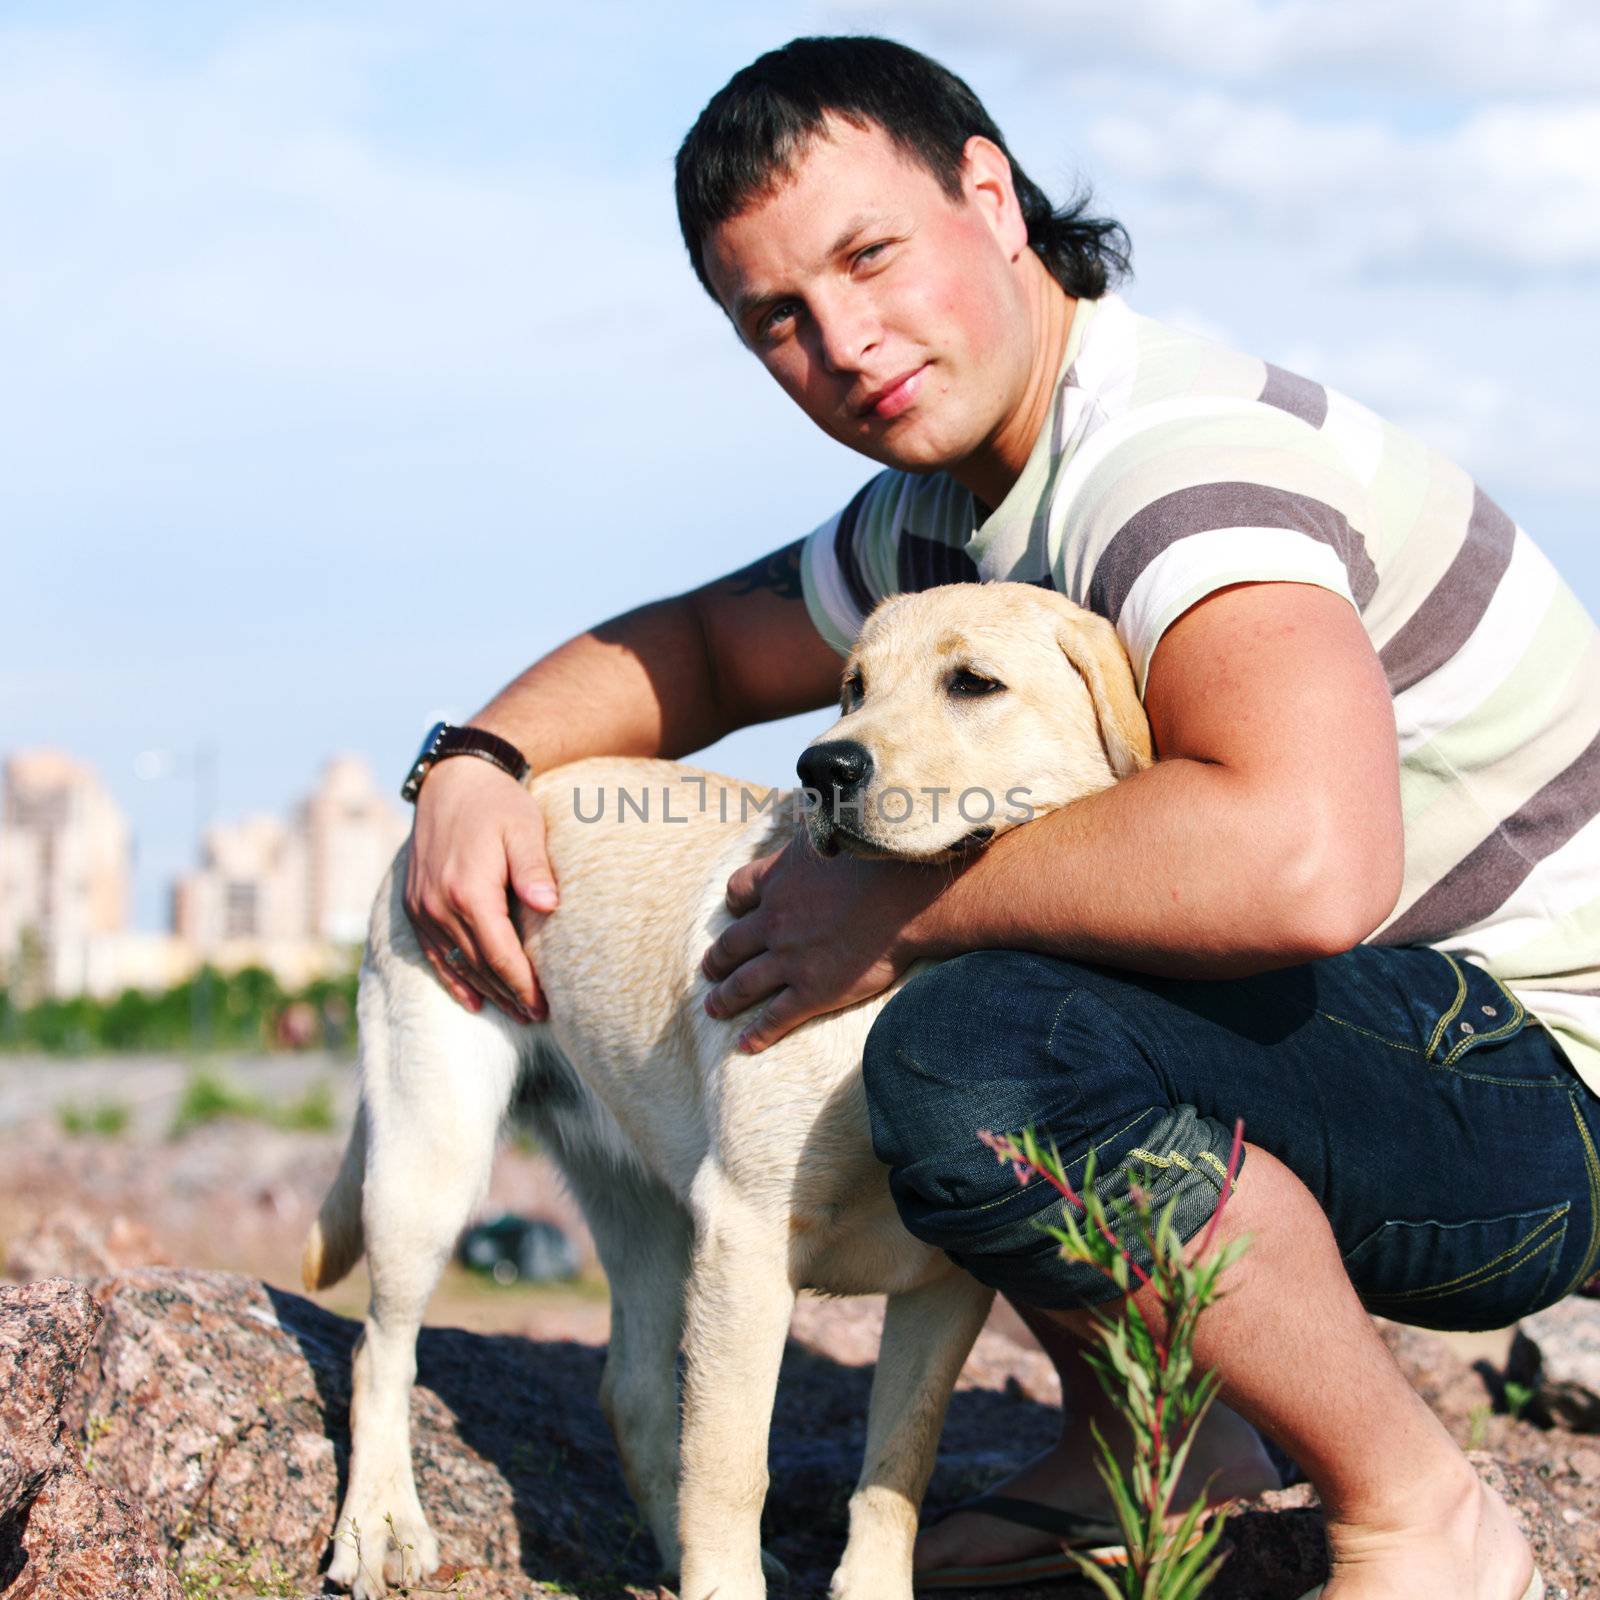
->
xmin=400 ymin=722 xmax=532 ymax=802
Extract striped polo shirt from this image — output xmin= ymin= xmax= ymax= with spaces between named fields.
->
xmin=799 ymin=292 xmax=1600 ymax=1093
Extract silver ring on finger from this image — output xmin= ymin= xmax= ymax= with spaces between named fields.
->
xmin=444 ymin=945 xmax=468 ymax=967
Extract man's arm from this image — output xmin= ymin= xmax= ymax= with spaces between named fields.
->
xmin=409 ymin=539 xmax=842 ymax=1016
xmin=908 ymin=581 xmax=1404 ymax=974
xmin=703 ymin=582 xmax=1405 ymax=1049
xmin=468 ymin=541 xmax=841 ymax=771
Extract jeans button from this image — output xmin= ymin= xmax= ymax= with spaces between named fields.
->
xmin=1460 ymin=1021 xmax=1476 ymax=1035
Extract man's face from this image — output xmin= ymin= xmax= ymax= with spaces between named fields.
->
xmin=702 ymin=119 xmax=1035 ymax=477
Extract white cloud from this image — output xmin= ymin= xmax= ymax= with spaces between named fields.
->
xmin=833 ymin=0 xmax=1600 ymax=95
xmin=1084 ymin=92 xmax=1600 ymax=274
xmin=0 ymin=21 xmax=701 ymax=398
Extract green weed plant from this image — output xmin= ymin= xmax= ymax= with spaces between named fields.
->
xmin=0 ymin=963 xmax=359 ymax=1055
xmin=56 ymin=1098 xmax=131 ymax=1137
xmin=169 ymin=1069 xmax=337 ymax=1138
xmin=977 ymin=1120 xmax=1248 ymax=1600
xmin=170 ymin=1542 xmax=299 ymax=1599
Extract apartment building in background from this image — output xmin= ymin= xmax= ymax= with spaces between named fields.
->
xmin=171 ymin=812 xmax=312 ymax=946
xmin=0 ymin=750 xmax=406 ymax=998
xmin=301 ymin=755 xmax=410 ymax=944
xmin=172 ymin=755 xmax=407 ymax=985
xmin=0 ymin=750 xmax=132 ymax=1000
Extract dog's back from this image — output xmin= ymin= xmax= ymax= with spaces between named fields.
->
xmin=523 ymin=757 xmax=942 ymax=1292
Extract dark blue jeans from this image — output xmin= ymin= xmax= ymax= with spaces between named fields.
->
xmin=863 ymin=945 xmax=1600 ymax=1331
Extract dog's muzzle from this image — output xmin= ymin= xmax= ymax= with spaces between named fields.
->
xmin=796 ymin=739 xmax=875 ymax=859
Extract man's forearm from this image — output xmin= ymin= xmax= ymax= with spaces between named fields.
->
xmin=463 ymin=541 xmax=843 ymax=775
xmin=467 ymin=596 xmax=737 ymax=773
xmin=910 ymin=755 xmax=1402 ymax=980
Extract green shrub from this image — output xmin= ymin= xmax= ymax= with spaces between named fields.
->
xmin=0 ymin=961 xmax=360 ymax=1055
xmin=979 ymin=1123 xmax=1248 ymax=1600
xmin=57 ymin=1099 xmax=131 ymax=1137
xmin=169 ymin=1070 xmax=339 ymax=1138
xmin=170 ymin=1069 xmax=270 ymax=1136
xmin=275 ymin=1079 xmax=336 ymax=1132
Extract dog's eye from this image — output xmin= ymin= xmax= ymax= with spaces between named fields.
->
xmin=842 ymin=672 xmax=865 ymax=709
xmin=949 ymin=668 xmax=1006 ymax=698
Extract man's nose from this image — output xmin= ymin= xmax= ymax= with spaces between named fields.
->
xmin=811 ymin=294 xmax=879 ymax=375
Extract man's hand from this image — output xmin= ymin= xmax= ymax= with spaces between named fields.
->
xmin=700 ymin=836 xmax=947 ymax=1052
xmin=405 ymin=758 xmax=559 ymax=1021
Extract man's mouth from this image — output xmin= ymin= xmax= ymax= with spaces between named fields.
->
xmin=857 ymin=365 xmax=926 ymax=421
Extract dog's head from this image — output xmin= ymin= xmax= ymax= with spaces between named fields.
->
xmin=798 ymin=583 xmax=1153 ymax=861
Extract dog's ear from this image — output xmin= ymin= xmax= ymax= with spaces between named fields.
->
xmin=1056 ymin=614 xmax=1154 ymax=778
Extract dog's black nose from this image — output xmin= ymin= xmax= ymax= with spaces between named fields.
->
xmin=797 ymin=739 xmax=874 ymax=796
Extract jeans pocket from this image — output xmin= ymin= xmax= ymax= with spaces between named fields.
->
xmin=1423 ymin=956 xmax=1530 ymax=1070
xmin=1343 ymin=1203 xmax=1568 ymax=1332
xmin=1321 ymin=950 xmax=1537 ymax=1074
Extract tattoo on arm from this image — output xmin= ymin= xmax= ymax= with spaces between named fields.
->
xmin=722 ymin=540 xmax=805 ymax=602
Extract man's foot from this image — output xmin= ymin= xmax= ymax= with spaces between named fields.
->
xmin=913 ymin=1401 xmax=1281 ymax=1577
xmin=1316 ymin=1463 xmax=1535 ymax=1599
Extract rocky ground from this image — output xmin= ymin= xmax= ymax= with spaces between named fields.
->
xmin=1 ymin=1052 xmax=1598 ymax=1598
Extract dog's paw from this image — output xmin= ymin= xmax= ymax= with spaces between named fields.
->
xmin=326 ymin=1507 xmax=441 ymax=1598
xmin=325 ymin=1519 xmax=365 ymax=1594
xmin=828 ymin=1569 xmax=911 ymax=1600
xmin=828 ymin=1547 xmax=913 ymax=1600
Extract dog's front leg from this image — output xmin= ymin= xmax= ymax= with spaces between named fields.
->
xmin=828 ymin=1270 xmax=995 ymax=1600
xmin=676 ymin=1187 xmax=795 ymax=1600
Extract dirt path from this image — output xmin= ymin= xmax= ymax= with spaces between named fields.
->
xmin=0 ymin=1050 xmax=613 ymax=1340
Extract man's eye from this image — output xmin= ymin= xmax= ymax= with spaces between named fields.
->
xmin=949 ymin=668 xmax=1006 ymax=698
xmin=759 ymin=302 xmax=797 ymax=339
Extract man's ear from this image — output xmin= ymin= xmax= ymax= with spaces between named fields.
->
xmin=960 ymin=136 xmax=1028 ymax=259
xmin=1057 ymin=615 xmax=1154 ymax=778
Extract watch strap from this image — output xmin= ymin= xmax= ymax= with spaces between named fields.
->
xmin=401 ymin=722 xmax=531 ymax=802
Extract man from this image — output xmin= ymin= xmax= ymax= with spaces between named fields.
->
xmin=402 ymin=36 xmax=1595 ymax=1598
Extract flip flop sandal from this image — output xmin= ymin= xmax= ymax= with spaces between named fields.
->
xmin=1296 ymin=1569 xmax=1544 ymax=1600
xmin=916 ymin=1494 xmax=1210 ymax=1591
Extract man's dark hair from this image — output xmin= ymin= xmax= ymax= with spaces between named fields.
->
xmin=674 ymin=35 xmax=1131 ymax=305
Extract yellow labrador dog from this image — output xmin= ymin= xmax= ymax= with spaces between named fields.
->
xmin=303 ymin=582 xmax=1152 ymax=1600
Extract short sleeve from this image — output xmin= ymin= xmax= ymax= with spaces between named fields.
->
xmin=798 ymin=472 xmax=904 ymax=655
xmin=1056 ymin=402 xmax=1377 ymax=693
xmin=801 ymin=470 xmax=989 ymax=654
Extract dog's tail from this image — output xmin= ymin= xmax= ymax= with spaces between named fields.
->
xmin=301 ymin=1096 xmax=368 ymax=1291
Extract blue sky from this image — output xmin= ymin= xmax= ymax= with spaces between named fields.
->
xmin=4 ymin=1 xmax=1598 ymax=926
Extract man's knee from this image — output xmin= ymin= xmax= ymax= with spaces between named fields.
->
xmin=863 ymin=951 xmax=1238 ymax=1309
xmin=862 ymin=950 xmax=1117 ymax=1301
xmin=864 ymin=951 xmax=1068 ymax=1175
xmin=865 ymin=953 xmax=1005 ymax=1149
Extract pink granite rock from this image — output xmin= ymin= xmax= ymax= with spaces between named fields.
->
xmin=0 ymin=1277 xmax=180 ymax=1600
xmin=4 ymin=1268 xmax=1590 ymax=1599
xmin=67 ymin=1269 xmax=647 ymax=1600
